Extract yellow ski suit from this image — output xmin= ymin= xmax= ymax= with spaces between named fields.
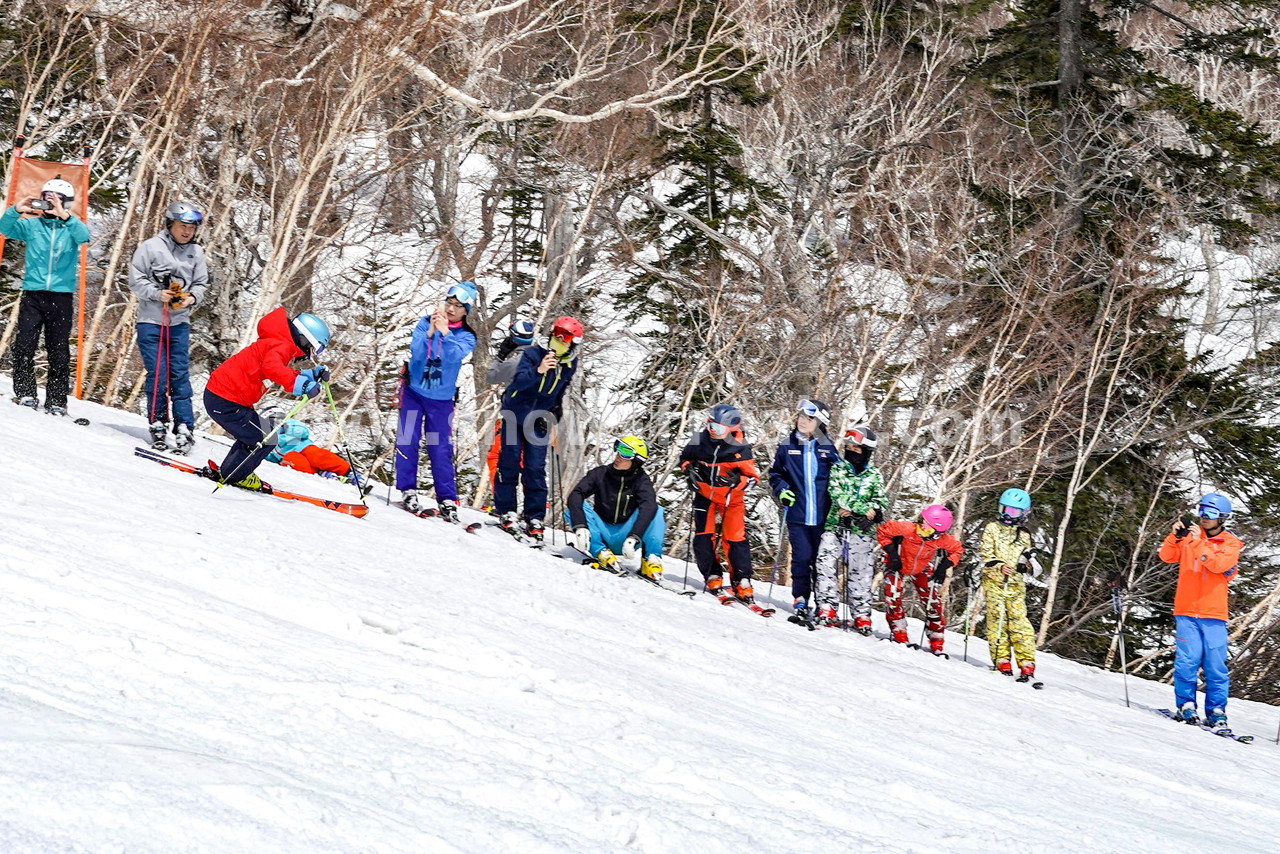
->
xmin=979 ymin=521 xmax=1036 ymax=667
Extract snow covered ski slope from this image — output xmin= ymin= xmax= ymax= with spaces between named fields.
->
xmin=2 ymin=390 xmax=1280 ymax=853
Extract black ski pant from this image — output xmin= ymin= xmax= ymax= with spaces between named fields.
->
xmin=204 ymin=389 xmax=276 ymax=484
xmin=12 ymin=291 xmax=74 ymax=408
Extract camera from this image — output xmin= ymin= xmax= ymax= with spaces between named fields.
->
xmin=29 ymin=198 xmax=52 ymax=211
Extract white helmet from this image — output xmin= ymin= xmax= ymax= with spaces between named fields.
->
xmin=41 ymin=178 xmax=75 ymax=202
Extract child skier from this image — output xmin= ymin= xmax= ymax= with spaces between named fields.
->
xmin=494 ymin=315 xmax=583 ymax=541
xmin=1159 ymin=492 xmax=1243 ymax=729
xmin=978 ymin=488 xmax=1038 ymax=680
xmin=395 ymin=282 xmax=478 ymax=522
xmin=203 ymin=308 xmax=330 ymax=490
xmin=768 ymin=399 xmax=840 ymax=622
xmin=485 ymin=318 xmax=536 ymax=488
xmin=565 ymin=435 xmax=665 ymax=580
xmin=813 ymin=425 xmax=889 ymax=632
xmin=877 ymin=504 xmax=964 ymax=655
xmin=680 ymin=403 xmax=761 ymax=603
xmin=266 ymin=416 xmax=364 ymax=490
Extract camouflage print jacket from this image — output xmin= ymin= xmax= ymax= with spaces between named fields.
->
xmin=978 ymin=521 xmax=1034 ymax=589
xmin=823 ymin=460 xmax=889 ymax=535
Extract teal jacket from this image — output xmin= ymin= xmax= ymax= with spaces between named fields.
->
xmin=0 ymin=206 xmax=90 ymax=293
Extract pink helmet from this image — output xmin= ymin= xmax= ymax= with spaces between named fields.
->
xmin=921 ymin=504 xmax=953 ymax=533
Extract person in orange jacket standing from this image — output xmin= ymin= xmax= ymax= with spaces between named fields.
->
xmin=877 ymin=504 xmax=964 ymax=655
xmin=1158 ymin=492 xmax=1243 ymax=730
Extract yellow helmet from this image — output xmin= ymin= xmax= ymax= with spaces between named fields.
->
xmin=615 ymin=435 xmax=648 ymax=460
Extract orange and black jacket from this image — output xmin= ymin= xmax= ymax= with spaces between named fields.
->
xmin=679 ymin=428 xmax=760 ymax=505
xmin=567 ymin=462 xmax=658 ymax=539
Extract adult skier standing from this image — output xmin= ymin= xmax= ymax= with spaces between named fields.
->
xmin=128 ymin=201 xmax=209 ymax=454
xmin=978 ymin=488 xmax=1038 ymax=680
xmin=878 ymin=505 xmax=964 ymax=655
xmin=813 ymin=425 xmax=889 ymax=631
xmin=680 ymin=404 xmax=761 ymax=603
xmin=395 ymin=282 xmax=478 ymax=522
xmin=769 ymin=399 xmax=839 ymax=623
xmin=1158 ymin=492 xmax=1243 ymax=729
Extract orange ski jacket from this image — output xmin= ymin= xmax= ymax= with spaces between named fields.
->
xmin=1158 ymin=527 xmax=1243 ymax=621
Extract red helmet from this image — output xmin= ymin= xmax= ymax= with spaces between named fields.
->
xmin=551 ymin=316 xmax=584 ymax=344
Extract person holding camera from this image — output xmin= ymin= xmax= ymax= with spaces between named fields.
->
xmin=1159 ymin=492 xmax=1244 ymax=730
xmin=0 ymin=177 xmax=91 ymax=415
xmin=128 ymin=202 xmax=209 ymax=454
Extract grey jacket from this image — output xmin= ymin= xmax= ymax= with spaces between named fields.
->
xmin=486 ymin=344 xmax=531 ymax=386
xmin=128 ymin=230 xmax=210 ymax=326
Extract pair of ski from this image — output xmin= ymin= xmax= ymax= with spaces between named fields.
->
xmin=134 ymin=447 xmax=369 ymax=518
xmin=711 ymin=588 xmax=775 ymax=617
xmin=558 ymin=552 xmax=695 ymax=598
xmin=398 ymin=502 xmax=482 ymax=533
xmin=487 ymin=520 xmax=545 ymax=549
xmin=1156 ymin=708 xmax=1254 ymax=743
xmin=988 ymin=666 xmax=1044 ymax=689
xmin=11 ymin=396 xmax=91 ymax=426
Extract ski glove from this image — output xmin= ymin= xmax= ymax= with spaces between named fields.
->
xmin=884 ymin=536 xmax=903 ymax=575
xmin=622 ymin=535 xmax=641 ymax=561
xmin=1175 ymin=514 xmax=1196 ymax=539
xmin=573 ymin=527 xmax=591 ymax=553
xmin=291 ymin=373 xmax=322 ymax=399
xmin=300 ymin=365 xmax=330 ymax=385
xmin=931 ymin=556 xmax=954 ymax=583
xmin=778 ymin=489 xmax=796 ymax=506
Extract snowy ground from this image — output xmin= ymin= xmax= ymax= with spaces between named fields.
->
xmin=2 ymin=386 xmax=1280 ymax=854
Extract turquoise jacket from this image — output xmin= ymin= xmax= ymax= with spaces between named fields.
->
xmin=0 ymin=206 xmax=91 ymax=293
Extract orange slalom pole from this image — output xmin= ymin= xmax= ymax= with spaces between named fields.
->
xmin=73 ymin=144 xmax=91 ymax=399
xmin=0 ymin=135 xmax=26 ymax=263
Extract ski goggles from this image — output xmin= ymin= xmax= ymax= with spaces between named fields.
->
xmin=796 ymin=399 xmax=829 ymax=424
xmin=172 ymin=210 xmax=204 ymax=225
xmin=445 ymin=284 xmax=476 ymax=308
xmin=1198 ymin=504 xmax=1228 ymax=520
xmin=707 ymin=420 xmax=733 ymax=438
xmin=843 ymin=428 xmax=871 ymax=447
xmin=614 ymin=438 xmax=647 ymax=460
xmin=1000 ymin=505 xmax=1028 ymax=519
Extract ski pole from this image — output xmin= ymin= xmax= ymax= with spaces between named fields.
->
xmin=919 ymin=550 xmax=946 ymax=648
xmin=839 ymin=530 xmax=851 ymax=632
xmin=681 ymin=493 xmax=695 ymax=594
xmin=1110 ymin=579 xmax=1131 ymax=709
xmin=990 ymin=574 xmax=1010 ymax=669
xmin=322 ymin=380 xmax=368 ymax=505
xmin=212 ymin=395 xmax=313 ymax=493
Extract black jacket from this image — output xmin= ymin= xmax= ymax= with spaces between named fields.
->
xmin=567 ymin=462 xmax=658 ymax=538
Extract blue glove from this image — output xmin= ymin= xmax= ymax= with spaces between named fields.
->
xmin=778 ymin=489 xmax=796 ymax=506
xmin=300 ymin=365 xmax=330 ymax=384
xmin=291 ymin=373 xmax=322 ymax=399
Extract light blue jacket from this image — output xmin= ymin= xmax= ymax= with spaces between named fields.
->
xmin=266 ymin=419 xmax=312 ymax=463
xmin=407 ymin=317 xmax=476 ymax=401
xmin=0 ymin=206 xmax=91 ymax=293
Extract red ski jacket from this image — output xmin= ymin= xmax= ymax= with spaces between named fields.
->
xmin=206 ymin=307 xmax=304 ymax=406
xmin=877 ymin=520 xmax=964 ymax=577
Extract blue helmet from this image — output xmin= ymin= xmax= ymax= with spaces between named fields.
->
xmin=292 ymin=313 xmax=330 ymax=356
xmin=1197 ymin=493 xmax=1232 ymax=520
xmin=707 ymin=403 xmax=743 ymax=438
xmin=509 ymin=318 xmax=535 ymax=344
xmin=998 ymin=487 xmax=1032 ymax=524
xmin=446 ymin=281 xmax=479 ymax=311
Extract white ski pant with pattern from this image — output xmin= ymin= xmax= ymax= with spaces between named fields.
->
xmin=814 ymin=529 xmax=876 ymax=617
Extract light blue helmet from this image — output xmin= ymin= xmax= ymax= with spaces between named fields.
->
xmin=446 ymin=281 xmax=479 ymax=312
xmin=292 ymin=313 xmax=330 ymax=356
xmin=998 ymin=487 xmax=1032 ymax=524
xmin=1198 ymin=493 xmax=1232 ymax=519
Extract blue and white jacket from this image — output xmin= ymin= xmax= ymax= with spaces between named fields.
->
xmin=769 ymin=429 xmax=839 ymax=527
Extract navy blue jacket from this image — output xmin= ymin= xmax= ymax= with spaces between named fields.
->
xmin=501 ymin=344 xmax=578 ymax=418
xmin=769 ymin=430 xmax=839 ymax=527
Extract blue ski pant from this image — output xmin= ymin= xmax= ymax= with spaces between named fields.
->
xmin=204 ymin=390 xmax=275 ymax=483
xmin=493 ymin=410 xmax=551 ymax=522
xmin=562 ymin=504 xmax=666 ymax=559
xmin=394 ymin=387 xmax=459 ymax=502
xmin=137 ymin=322 xmax=194 ymax=428
xmin=788 ymin=522 xmax=824 ymax=601
xmin=1174 ymin=615 xmax=1230 ymax=711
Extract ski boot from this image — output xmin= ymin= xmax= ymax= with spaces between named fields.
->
xmin=639 ymin=556 xmax=664 ymax=582
xmin=1016 ymin=664 xmax=1037 ymax=683
xmin=593 ymin=548 xmax=621 ymax=573
xmin=174 ymin=424 xmax=195 ymax=455
xmin=525 ymin=518 xmax=545 ymax=543
xmin=890 ymin=630 xmax=910 ymax=644
xmin=733 ymin=580 xmax=755 ymax=604
xmin=852 ymin=615 xmax=873 ymax=636
xmin=817 ymin=606 xmax=839 ymax=627
xmin=149 ymin=420 xmax=168 ymax=451
xmin=15 ymin=396 xmax=38 ymax=409
xmin=1204 ymin=708 xmax=1228 ymax=731
xmin=1174 ymin=702 xmax=1199 ymax=725
xmin=231 ymin=472 xmax=268 ymax=492
xmin=438 ymin=500 xmax=460 ymax=524
xmin=45 ymin=405 xmax=67 ymax=417
xmin=498 ymin=511 xmax=522 ymax=536
xmin=929 ymin=641 xmax=948 ymax=658
xmin=402 ymin=489 xmax=426 ymax=515
xmin=788 ymin=598 xmax=816 ymax=628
